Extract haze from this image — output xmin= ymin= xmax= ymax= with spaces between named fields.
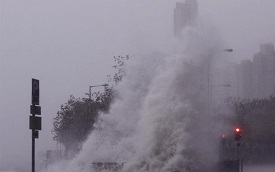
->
xmin=1 ymin=0 xmax=275 ymax=170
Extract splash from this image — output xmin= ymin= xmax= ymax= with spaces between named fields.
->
xmin=46 ymin=19 xmax=228 ymax=172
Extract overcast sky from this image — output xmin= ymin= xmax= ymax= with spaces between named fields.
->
xmin=1 ymin=0 xmax=275 ymax=169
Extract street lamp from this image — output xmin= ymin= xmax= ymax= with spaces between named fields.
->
xmin=223 ymin=49 xmax=233 ymax=52
xmin=85 ymin=84 xmax=109 ymax=100
xmin=207 ymin=49 xmax=233 ymax=115
xmin=210 ymin=84 xmax=231 ymax=108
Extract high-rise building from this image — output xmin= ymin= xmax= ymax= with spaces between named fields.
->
xmin=211 ymin=63 xmax=239 ymax=106
xmin=174 ymin=0 xmax=198 ymax=37
xmin=239 ymin=60 xmax=253 ymax=99
xmin=211 ymin=43 xmax=275 ymax=102
xmin=252 ymin=44 xmax=275 ymax=98
xmin=236 ymin=43 xmax=275 ymax=99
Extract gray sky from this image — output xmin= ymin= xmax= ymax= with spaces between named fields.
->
xmin=1 ymin=0 xmax=275 ymax=169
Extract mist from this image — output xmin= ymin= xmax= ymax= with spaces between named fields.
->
xmin=43 ymin=7 xmax=232 ymax=171
xmin=1 ymin=0 xmax=275 ymax=171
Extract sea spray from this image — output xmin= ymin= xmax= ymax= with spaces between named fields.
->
xmin=46 ymin=23 xmax=229 ymax=172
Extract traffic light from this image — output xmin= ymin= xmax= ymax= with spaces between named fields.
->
xmin=234 ymin=127 xmax=242 ymax=141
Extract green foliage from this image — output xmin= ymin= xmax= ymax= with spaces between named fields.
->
xmin=52 ymin=55 xmax=129 ymax=157
xmin=52 ymin=91 xmax=113 ymax=155
xmin=228 ymin=96 xmax=275 ymax=143
xmin=108 ymin=55 xmax=129 ymax=84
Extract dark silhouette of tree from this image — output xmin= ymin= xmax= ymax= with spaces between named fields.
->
xmin=108 ymin=55 xmax=129 ymax=84
xmin=228 ymin=96 xmax=275 ymax=143
xmin=52 ymin=55 xmax=129 ymax=158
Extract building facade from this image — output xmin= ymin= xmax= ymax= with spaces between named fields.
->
xmin=211 ymin=43 xmax=275 ymax=104
xmin=174 ymin=0 xmax=198 ymax=37
xmin=238 ymin=59 xmax=253 ymax=99
xmin=252 ymin=44 xmax=275 ymax=98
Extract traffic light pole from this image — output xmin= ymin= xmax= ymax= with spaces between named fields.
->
xmin=236 ymin=142 xmax=239 ymax=159
xmin=236 ymin=142 xmax=243 ymax=172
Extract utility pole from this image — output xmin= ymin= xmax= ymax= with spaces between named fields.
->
xmin=207 ymin=49 xmax=233 ymax=116
xmin=210 ymin=84 xmax=231 ymax=109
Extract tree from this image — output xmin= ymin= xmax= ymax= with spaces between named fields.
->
xmin=52 ymin=55 xmax=129 ymax=158
xmin=108 ymin=55 xmax=129 ymax=84
xmin=52 ymin=93 xmax=111 ymax=157
xmin=228 ymin=96 xmax=275 ymax=143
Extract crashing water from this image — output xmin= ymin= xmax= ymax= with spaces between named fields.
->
xmin=46 ymin=23 xmax=229 ymax=172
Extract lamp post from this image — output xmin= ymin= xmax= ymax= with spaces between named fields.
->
xmin=85 ymin=84 xmax=109 ymax=100
xmin=207 ymin=49 xmax=233 ymax=115
xmin=83 ymin=83 xmax=108 ymax=147
xmin=210 ymin=84 xmax=231 ymax=109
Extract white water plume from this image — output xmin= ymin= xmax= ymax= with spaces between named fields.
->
xmin=46 ymin=22 xmax=229 ymax=172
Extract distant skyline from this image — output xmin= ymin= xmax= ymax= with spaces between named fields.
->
xmin=240 ymin=43 xmax=275 ymax=99
xmin=1 ymin=0 xmax=275 ymax=170
xmin=174 ymin=0 xmax=198 ymax=36
xmin=211 ymin=43 xmax=275 ymax=106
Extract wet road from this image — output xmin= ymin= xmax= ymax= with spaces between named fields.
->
xmin=244 ymin=165 xmax=275 ymax=172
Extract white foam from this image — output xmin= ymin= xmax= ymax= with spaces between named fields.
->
xmin=46 ymin=20 xmax=228 ymax=172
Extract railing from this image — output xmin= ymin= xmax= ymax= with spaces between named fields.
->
xmin=90 ymin=162 xmax=124 ymax=172
xmin=220 ymin=140 xmax=275 ymax=164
